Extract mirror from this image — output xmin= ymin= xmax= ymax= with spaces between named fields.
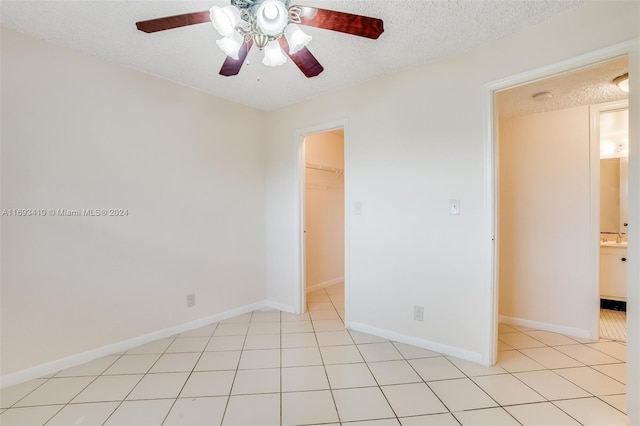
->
xmin=600 ymin=157 xmax=628 ymax=234
xmin=600 ymin=108 xmax=628 ymax=234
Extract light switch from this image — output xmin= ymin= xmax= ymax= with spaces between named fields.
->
xmin=354 ymin=201 xmax=363 ymax=216
xmin=449 ymin=199 xmax=460 ymax=215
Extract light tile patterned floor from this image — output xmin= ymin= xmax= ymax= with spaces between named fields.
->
xmin=0 ymin=283 xmax=628 ymax=425
xmin=600 ymin=309 xmax=626 ymax=341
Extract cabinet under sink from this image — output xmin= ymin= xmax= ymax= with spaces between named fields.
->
xmin=600 ymin=243 xmax=627 ymax=304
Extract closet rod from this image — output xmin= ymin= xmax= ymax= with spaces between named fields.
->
xmin=305 ymin=162 xmax=343 ymax=174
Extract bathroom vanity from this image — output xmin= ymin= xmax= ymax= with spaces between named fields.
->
xmin=600 ymin=242 xmax=627 ymax=302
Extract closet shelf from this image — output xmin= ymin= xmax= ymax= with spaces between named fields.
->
xmin=305 ymin=162 xmax=344 ymax=175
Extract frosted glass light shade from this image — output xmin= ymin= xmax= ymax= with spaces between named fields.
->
xmin=210 ymin=5 xmax=241 ymax=37
xmin=614 ymin=74 xmax=629 ymax=93
xmin=216 ymin=31 xmax=244 ymax=59
xmin=284 ymin=24 xmax=311 ymax=54
xmin=256 ymin=0 xmax=288 ymax=36
xmin=262 ymin=40 xmax=287 ymax=67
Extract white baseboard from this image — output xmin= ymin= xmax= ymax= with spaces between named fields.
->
xmin=0 ymin=300 xmax=268 ymax=389
xmin=306 ymin=276 xmax=344 ymax=293
xmin=499 ymin=315 xmax=592 ymax=340
xmin=264 ymin=300 xmax=296 ymax=314
xmin=347 ymin=321 xmax=483 ymax=364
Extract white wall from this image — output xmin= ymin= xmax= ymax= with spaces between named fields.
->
xmin=498 ymin=106 xmax=591 ymax=336
xmin=0 ymin=29 xmax=266 ymax=376
xmin=264 ymin=0 xmax=639 ymax=372
xmin=304 ymin=131 xmax=344 ymax=289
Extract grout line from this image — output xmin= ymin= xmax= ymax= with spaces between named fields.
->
xmin=40 ymin=352 xmax=132 ymax=425
xmin=159 ymin=323 xmax=220 ymax=424
xmin=1 ymin=284 xmax=630 ymax=425
xmin=311 ymin=288 xmax=342 ymax=424
xmin=349 ymin=335 xmax=403 ymax=423
xmin=101 ymin=335 xmax=179 ymax=425
xmin=219 ymin=312 xmax=253 ymax=426
xmin=594 ymin=394 xmax=628 ymax=415
xmin=548 ymin=398 xmax=597 ymax=424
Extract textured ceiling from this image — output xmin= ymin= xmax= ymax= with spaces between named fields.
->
xmin=497 ymin=56 xmax=629 ymax=118
xmin=1 ymin=0 xmax=588 ymax=111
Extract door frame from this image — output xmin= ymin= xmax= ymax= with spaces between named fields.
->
xmin=293 ymin=120 xmax=349 ymax=320
xmin=483 ymin=40 xmax=636 ymax=365
xmin=590 ymin=99 xmax=629 ymax=336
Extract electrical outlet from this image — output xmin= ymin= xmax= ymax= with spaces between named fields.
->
xmin=413 ymin=305 xmax=424 ymax=322
xmin=186 ymin=293 xmax=195 ymax=308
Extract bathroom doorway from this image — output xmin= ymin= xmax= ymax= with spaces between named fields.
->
xmin=593 ymin=101 xmax=628 ymax=341
xmin=494 ymin=55 xmax=630 ymax=349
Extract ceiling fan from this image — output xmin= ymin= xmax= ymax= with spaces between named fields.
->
xmin=136 ymin=0 xmax=384 ymax=78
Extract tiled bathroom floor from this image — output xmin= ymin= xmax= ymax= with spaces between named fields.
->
xmin=0 ymin=283 xmax=628 ymax=425
xmin=600 ymin=309 xmax=626 ymax=341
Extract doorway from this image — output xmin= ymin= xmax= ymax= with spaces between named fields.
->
xmin=592 ymin=101 xmax=629 ymax=341
xmin=488 ymin=50 xmax=632 ymax=364
xmin=296 ymin=125 xmax=347 ymax=320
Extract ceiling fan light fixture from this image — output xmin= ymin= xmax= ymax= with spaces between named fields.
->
xmin=256 ymin=0 xmax=288 ymax=36
xmin=210 ymin=5 xmax=241 ymax=37
xmin=216 ymin=31 xmax=244 ymax=60
xmin=614 ymin=73 xmax=629 ymax=93
xmin=284 ymin=23 xmax=311 ymax=54
xmin=253 ymin=33 xmax=269 ymax=49
xmin=262 ymin=40 xmax=287 ymax=66
xmin=136 ymin=2 xmax=384 ymax=78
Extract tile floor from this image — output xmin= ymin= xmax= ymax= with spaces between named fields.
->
xmin=0 ymin=283 xmax=628 ymax=425
xmin=600 ymin=309 xmax=626 ymax=341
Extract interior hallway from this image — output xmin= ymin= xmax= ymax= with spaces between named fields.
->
xmin=0 ymin=283 xmax=627 ymax=425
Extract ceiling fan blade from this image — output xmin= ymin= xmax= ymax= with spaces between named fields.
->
xmin=136 ymin=11 xmax=210 ymax=33
xmin=279 ymin=38 xmax=324 ymax=78
xmin=219 ymin=40 xmax=253 ymax=76
xmin=294 ymin=6 xmax=384 ymax=39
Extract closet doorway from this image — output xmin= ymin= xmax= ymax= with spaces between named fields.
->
xmin=301 ymin=129 xmax=345 ymax=320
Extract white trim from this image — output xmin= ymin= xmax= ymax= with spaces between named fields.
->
xmin=348 ymin=322 xmax=483 ymax=364
xmin=485 ymin=41 xmax=635 ymax=93
xmin=482 ymin=81 xmax=498 ymax=366
xmin=296 ymin=131 xmax=306 ymax=315
xmin=589 ymin=102 xmax=602 ymax=341
xmin=293 ymin=120 xmax=349 ymax=318
xmin=343 ymin=123 xmax=351 ymax=326
xmin=264 ymin=300 xmax=296 ymax=314
xmin=499 ymin=315 xmax=592 ymax=340
xmin=627 ymin=41 xmax=639 ymax=426
xmin=305 ymin=276 xmax=345 ymax=293
xmin=483 ymin=39 xmax=637 ymax=366
xmin=0 ymin=301 xmax=266 ymax=389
